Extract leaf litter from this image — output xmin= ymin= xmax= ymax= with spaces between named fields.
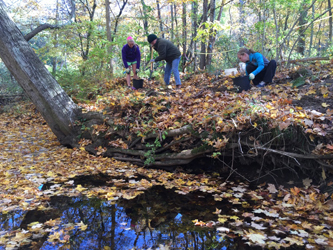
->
xmin=1 ymin=66 xmax=333 ymax=249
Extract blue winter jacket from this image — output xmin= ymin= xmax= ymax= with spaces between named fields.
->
xmin=246 ymin=52 xmax=269 ymax=76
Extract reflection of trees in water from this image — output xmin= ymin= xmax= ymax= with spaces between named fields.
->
xmin=118 ymin=186 xmax=230 ymax=249
xmin=0 ymin=187 xmax=238 ymax=249
xmin=0 ymin=210 xmax=25 ymax=231
xmin=48 ymin=197 xmax=134 ymax=249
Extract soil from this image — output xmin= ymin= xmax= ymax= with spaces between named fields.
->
xmin=292 ymin=79 xmax=333 ymax=113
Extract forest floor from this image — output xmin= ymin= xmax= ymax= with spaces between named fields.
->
xmin=71 ymin=60 xmax=333 ymax=185
xmin=0 ymin=61 xmax=333 ymax=249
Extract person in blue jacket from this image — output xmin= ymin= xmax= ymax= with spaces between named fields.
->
xmin=237 ymin=48 xmax=276 ymax=87
xmin=122 ymin=36 xmax=141 ymax=89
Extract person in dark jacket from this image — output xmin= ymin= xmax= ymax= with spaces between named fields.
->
xmin=147 ymin=34 xmax=182 ymax=89
xmin=237 ymin=48 xmax=276 ymax=87
xmin=122 ymin=36 xmax=141 ymax=89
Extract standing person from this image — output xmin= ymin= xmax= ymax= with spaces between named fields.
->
xmin=237 ymin=48 xmax=276 ymax=87
xmin=147 ymin=34 xmax=182 ymax=89
xmin=122 ymin=36 xmax=141 ymax=89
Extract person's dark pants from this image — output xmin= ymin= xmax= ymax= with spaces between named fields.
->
xmin=246 ymin=60 xmax=277 ymax=85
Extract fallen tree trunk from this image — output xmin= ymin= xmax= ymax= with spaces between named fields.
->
xmin=278 ymin=56 xmax=330 ymax=65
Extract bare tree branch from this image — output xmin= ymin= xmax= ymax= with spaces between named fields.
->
xmin=24 ymin=24 xmax=60 ymax=41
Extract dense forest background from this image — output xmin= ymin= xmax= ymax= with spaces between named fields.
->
xmin=0 ymin=0 xmax=332 ymax=98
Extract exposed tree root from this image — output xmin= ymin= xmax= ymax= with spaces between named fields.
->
xmin=68 ymin=112 xmax=333 ymax=184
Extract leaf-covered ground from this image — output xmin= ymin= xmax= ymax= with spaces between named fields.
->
xmin=71 ymin=61 xmax=333 ymax=177
xmin=1 ymin=61 xmax=333 ymax=249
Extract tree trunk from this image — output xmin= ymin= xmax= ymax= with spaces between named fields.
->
xmin=261 ymin=0 xmax=266 ymax=53
xmin=182 ymin=1 xmax=187 ymax=70
xmin=192 ymin=0 xmax=198 ymax=72
xmin=309 ymin=4 xmax=315 ymax=56
xmin=174 ymin=3 xmax=178 ymax=39
xmin=273 ymin=0 xmax=279 ymax=61
xmin=328 ymin=0 xmax=332 ymax=43
xmin=171 ymin=4 xmax=174 ymax=40
xmin=239 ymin=0 xmax=245 ymax=47
xmin=141 ymin=0 xmax=149 ymax=35
xmin=156 ymin=0 xmax=164 ymax=38
xmin=206 ymin=0 xmax=215 ymax=67
xmin=52 ymin=0 xmax=59 ymax=74
xmin=76 ymin=0 xmax=97 ymax=75
xmin=111 ymin=0 xmax=128 ymax=42
xmin=199 ymin=0 xmax=208 ymax=70
xmin=297 ymin=1 xmax=307 ymax=55
xmin=0 ymin=5 xmax=81 ymax=143
xmin=105 ymin=0 xmax=113 ymax=74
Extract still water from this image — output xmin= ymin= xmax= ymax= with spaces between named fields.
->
xmin=0 ymin=186 xmax=236 ymax=250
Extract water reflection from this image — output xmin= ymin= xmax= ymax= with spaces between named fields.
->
xmin=0 ymin=186 xmax=237 ymax=250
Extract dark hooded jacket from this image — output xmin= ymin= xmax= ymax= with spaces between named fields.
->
xmin=153 ymin=38 xmax=181 ymax=64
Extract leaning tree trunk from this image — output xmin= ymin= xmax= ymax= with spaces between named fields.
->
xmin=0 ymin=5 xmax=81 ymax=144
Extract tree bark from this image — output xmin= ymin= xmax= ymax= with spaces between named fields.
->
xmin=206 ymin=0 xmax=215 ymax=67
xmin=239 ymin=0 xmax=245 ymax=47
xmin=273 ymin=0 xmax=279 ymax=61
xmin=156 ymin=0 xmax=164 ymax=38
xmin=328 ymin=0 xmax=332 ymax=43
xmin=191 ymin=0 xmax=198 ymax=72
xmin=105 ymin=0 xmax=113 ymax=74
xmin=297 ymin=1 xmax=308 ymax=55
xmin=182 ymin=1 xmax=187 ymax=70
xmin=52 ymin=0 xmax=59 ymax=75
xmin=0 ymin=5 xmax=81 ymax=143
xmin=199 ymin=0 xmax=208 ymax=70
xmin=279 ymin=56 xmax=330 ymax=64
xmin=171 ymin=4 xmax=174 ymax=40
xmin=141 ymin=0 xmax=149 ymax=34
xmin=309 ymin=4 xmax=315 ymax=56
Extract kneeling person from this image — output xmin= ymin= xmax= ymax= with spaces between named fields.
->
xmin=237 ymin=48 xmax=276 ymax=87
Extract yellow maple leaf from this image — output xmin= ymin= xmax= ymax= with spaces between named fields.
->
xmin=77 ymin=221 xmax=88 ymax=231
xmin=218 ymin=217 xmax=228 ymax=224
xmin=76 ymin=185 xmax=87 ymax=192
xmin=230 ymin=215 xmax=239 ymax=220
xmin=313 ymin=225 xmax=325 ymax=234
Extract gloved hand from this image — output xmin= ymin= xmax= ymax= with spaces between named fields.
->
xmin=136 ymin=69 xmax=140 ymax=73
xmin=125 ymin=68 xmax=130 ymax=74
xmin=150 ymin=59 xmax=155 ymax=63
xmin=249 ymin=73 xmax=255 ymax=80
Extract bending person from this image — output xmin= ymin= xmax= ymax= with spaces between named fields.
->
xmin=237 ymin=48 xmax=276 ymax=87
xmin=147 ymin=34 xmax=182 ymax=89
xmin=122 ymin=36 xmax=141 ymax=88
